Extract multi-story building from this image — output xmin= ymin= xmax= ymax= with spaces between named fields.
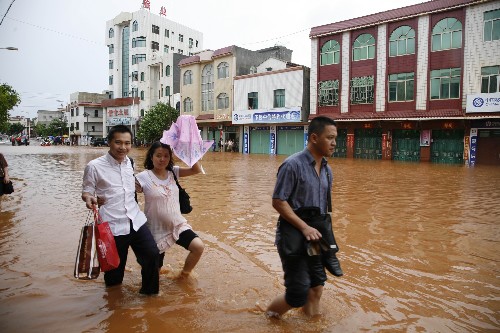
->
xmin=104 ymin=9 xmax=203 ymax=137
xmin=310 ymin=0 xmax=500 ymax=165
xmin=232 ymin=60 xmax=310 ymax=155
xmin=178 ymin=45 xmax=298 ymax=152
xmin=8 ymin=116 xmax=31 ymax=138
xmin=67 ymin=91 xmax=109 ymax=145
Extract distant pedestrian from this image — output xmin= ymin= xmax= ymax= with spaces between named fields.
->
xmin=0 ymin=153 xmax=11 ymax=196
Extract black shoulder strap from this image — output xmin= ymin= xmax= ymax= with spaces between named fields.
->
xmin=169 ymin=167 xmax=184 ymax=190
xmin=129 ymin=157 xmax=138 ymax=203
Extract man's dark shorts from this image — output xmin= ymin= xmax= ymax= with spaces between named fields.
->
xmin=278 ymin=247 xmax=327 ymax=308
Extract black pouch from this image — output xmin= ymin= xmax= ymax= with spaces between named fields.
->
xmin=279 ymin=207 xmax=339 ymax=256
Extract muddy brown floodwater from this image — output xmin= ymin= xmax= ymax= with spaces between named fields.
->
xmin=0 ymin=145 xmax=499 ymax=333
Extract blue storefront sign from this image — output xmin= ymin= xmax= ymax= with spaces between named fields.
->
xmin=469 ymin=128 xmax=478 ymax=166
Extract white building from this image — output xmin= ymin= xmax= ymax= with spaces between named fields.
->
xmin=105 ymin=9 xmax=203 ymax=137
xmin=233 ymin=60 xmax=310 ymax=155
xmin=67 ymin=91 xmax=109 ymax=145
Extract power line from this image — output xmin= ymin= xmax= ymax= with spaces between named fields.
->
xmin=5 ymin=16 xmax=105 ymax=45
xmin=242 ymin=28 xmax=310 ymax=46
xmin=0 ymin=0 xmax=16 ymax=26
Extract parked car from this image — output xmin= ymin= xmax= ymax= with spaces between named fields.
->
xmin=91 ymin=137 xmax=107 ymax=147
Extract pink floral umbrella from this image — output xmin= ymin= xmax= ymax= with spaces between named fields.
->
xmin=160 ymin=115 xmax=214 ymax=167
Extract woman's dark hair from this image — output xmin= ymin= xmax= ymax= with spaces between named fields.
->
xmin=308 ymin=116 xmax=337 ymax=139
xmin=107 ymin=125 xmax=133 ymax=142
xmin=143 ymin=141 xmax=174 ymax=170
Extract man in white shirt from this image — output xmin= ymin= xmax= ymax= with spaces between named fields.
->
xmin=82 ymin=125 xmax=159 ymax=295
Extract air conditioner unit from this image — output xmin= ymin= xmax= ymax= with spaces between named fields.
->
xmin=218 ymin=124 xmax=223 ymax=130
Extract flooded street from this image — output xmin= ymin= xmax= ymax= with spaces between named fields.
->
xmin=0 ymin=145 xmax=499 ymax=332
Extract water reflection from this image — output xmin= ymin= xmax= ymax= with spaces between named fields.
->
xmin=0 ymin=145 xmax=499 ymax=332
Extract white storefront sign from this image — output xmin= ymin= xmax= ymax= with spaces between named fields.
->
xmin=466 ymin=93 xmax=500 ymax=113
xmin=232 ymin=107 xmax=301 ymax=124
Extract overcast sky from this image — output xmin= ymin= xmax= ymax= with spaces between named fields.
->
xmin=0 ymin=0 xmax=425 ymax=118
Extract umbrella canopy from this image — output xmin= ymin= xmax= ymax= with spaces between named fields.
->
xmin=161 ymin=115 xmax=214 ymax=168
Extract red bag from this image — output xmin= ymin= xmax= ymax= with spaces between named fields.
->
xmin=93 ymin=208 xmax=120 ymax=272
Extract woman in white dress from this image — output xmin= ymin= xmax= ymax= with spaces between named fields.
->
xmin=135 ymin=141 xmax=204 ymax=277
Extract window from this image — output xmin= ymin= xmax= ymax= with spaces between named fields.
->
xmin=388 ymin=72 xmax=414 ymax=102
xmin=131 ymin=87 xmax=138 ymax=98
xmin=132 ymin=71 xmax=138 ymax=81
xmin=91 ymin=125 xmax=95 ymax=132
xmin=217 ymin=93 xmax=229 ymax=109
xmin=151 ymin=41 xmax=159 ymax=51
xmin=141 ymin=109 xmax=145 ymax=117
xmin=189 ymin=38 xmax=193 ymax=48
xmin=484 ymin=9 xmax=500 ymax=41
xmin=132 ymin=37 xmax=146 ymax=47
xmin=152 ymin=25 xmax=159 ymax=34
xmin=76 ymin=122 xmax=79 ymax=130
xmin=178 ymin=49 xmax=184 ymax=54
xmin=166 ymin=86 xmax=170 ymax=96
xmin=350 ymin=76 xmax=374 ymax=104
xmin=166 ymin=65 xmax=171 ymax=76
xmin=318 ymin=80 xmax=340 ymax=106
xmin=165 ymin=29 xmax=169 ymax=37
xmin=481 ymin=66 xmax=500 ymax=93
xmin=217 ymin=62 xmax=229 ymax=79
xmin=274 ymin=89 xmax=285 ymax=108
xmin=109 ymin=75 xmax=113 ymax=85
xmin=108 ymin=44 xmax=114 ymax=54
xmin=430 ymin=68 xmax=461 ymax=99
xmin=353 ymin=34 xmax=375 ymax=61
xmin=184 ymin=98 xmax=193 ymax=112
xmin=178 ymin=34 xmax=184 ymax=42
xmin=201 ymin=64 xmax=214 ymax=111
xmin=140 ymin=91 xmax=145 ymax=100
xmin=164 ymin=45 xmax=169 ymax=53
xmin=432 ymin=18 xmax=462 ymax=51
xmin=389 ymin=26 xmax=415 ymax=57
xmin=183 ymin=70 xmax=193 ymax=85
xmin=140 ymin=72 xmax=145 ymax=81
xmin=248 ymin=92 xmax=258 ymax=109
xmin=109 ymin=60 xmax=113 ymax=69
xmin=132 ymin=21 xmax=138 ymax=32
xmin=321 ymin=40 xmax=340 ymax=65
xmin=71 ymin=109 xmax=74 ymax=117
xmin=94 ymin=110 xmax=98 ymax=117
xmin=109 ymin=28 xmax=114 ymax=38
xmin=132 ymin=54 xmax=146 ymax=64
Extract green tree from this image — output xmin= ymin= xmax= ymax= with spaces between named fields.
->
xmin=33 ymin=122 xmax=48 ymax=137
xmin=7 ymin=122 xmax=24 ymax=136
xmin=137 ymin=102 xmax=179 ymax=143
xmin=0 ymin=83 xmax=21 ymax=132
xmin=46 ymin=118 xmax=67 ymax=136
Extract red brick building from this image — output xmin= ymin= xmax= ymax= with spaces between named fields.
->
xmin=310 ymin=0 xmax=500 ymax=165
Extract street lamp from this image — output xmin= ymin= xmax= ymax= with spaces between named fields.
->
xmin=57 ymin=100 xmax=70 ymax=145
xmin=83 ymin=112 xmax=89 ymax=146
xmin=0 ymin=47 xmax=18 ymax=50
